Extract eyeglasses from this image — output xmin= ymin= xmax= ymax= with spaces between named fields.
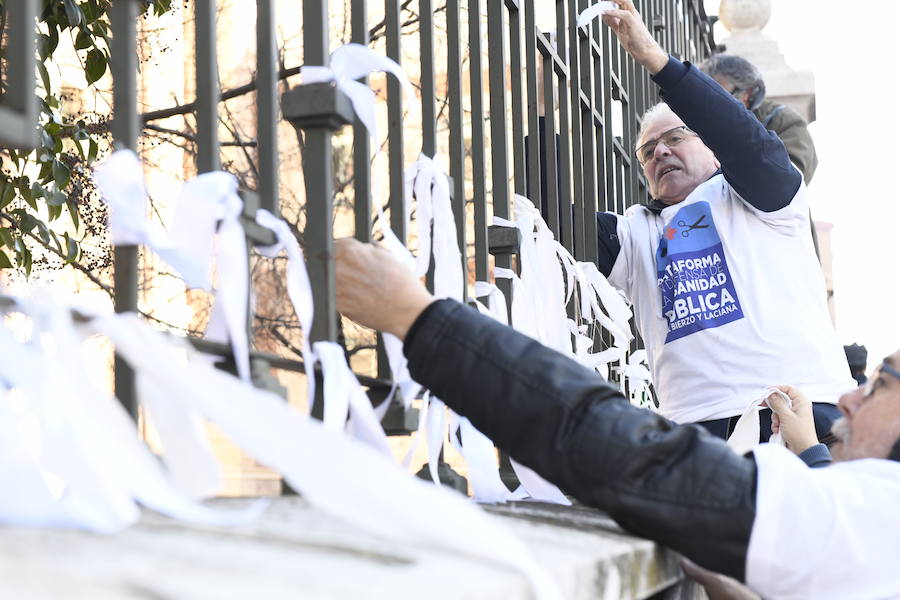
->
xmin=635 ymin=126 xmax=698 ymax=165
xmin=862 ymin=361 xmax=900 ymax=400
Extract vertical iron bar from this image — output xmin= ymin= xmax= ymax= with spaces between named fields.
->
xmin=302 ymin=0 xmax=337 ymax=359
xmin=386 ymin=0 xmax=406 ymax=238
xmin=567 ymin=0 xmax=586 ymax=260
xmin=351 ymin=0 xmax=372 ymax=242
xmin=541 ymin=52 xmax=559 ymax=238
xmin=576 ymin=0 xmax=597 ymax=262
xmin=523 ymin=3 xmax=540 ymax=206
xmin=110 ymin=0 xmax=140 ymax=419
xmin=556 ymin=0 xmax=574 ymax=253
xmin=195 ymin=0 xmax=220 ymax=173
xmin=419 ymin=0 xmax=437 ymax=157
xmin=487 ymin=0 xmax=511 ymax=222
xmin=469 ymin=0 xmax=489 ymax=285
xmin=508 ymin=2 xmax=526 ymax=197
xmin=256 ymin=0 xmax=279 ymax=212
xmin=447 ymin=0 xmax=468 ymax=298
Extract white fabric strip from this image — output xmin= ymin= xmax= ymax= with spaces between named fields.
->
xmin=195 ymin=173 xmax=252 ymax=384
xmin=727 ymin=388 xmax=792 ymax=455
xmin=576 ymin=1 xmax=618 ymax=28
xmin=96 ymin=311 xmax=560 ymax=600
xmin=0 ymin=299 xmax=264 ymax=532
xmin=301 ymin=43 xmax=412 ymax=142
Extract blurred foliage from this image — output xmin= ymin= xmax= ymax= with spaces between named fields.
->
xmin=0 ymin=0 xmax=172 ymax=275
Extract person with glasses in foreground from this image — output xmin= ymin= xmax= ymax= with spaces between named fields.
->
xmin=592 ymin=0 xmax=853 ymax=444
xmin=333 ymin=236 xmax=900 ymax=599
xmin=334 ymin=222 xmax=900 ymax=600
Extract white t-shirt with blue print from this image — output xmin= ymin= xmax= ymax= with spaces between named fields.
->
xmin=608 ymin=174 xmax=854 ymax=423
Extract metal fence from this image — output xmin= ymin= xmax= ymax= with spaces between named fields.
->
xmin=4 ymin=0 xmax=714 ymax=443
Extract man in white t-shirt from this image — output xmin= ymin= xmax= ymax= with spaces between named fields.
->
xmin=591 ymin=2 xmax=854 ymax=440
xmin=332 ymin=232 xmax=900 ymax=599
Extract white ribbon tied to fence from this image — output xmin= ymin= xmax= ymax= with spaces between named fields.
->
xmin=254 ymin=208 xmax=392 ymax=456
xmin=301 ymin=42 xmax=413 ymax=142
xmin=94 ymin=150 xmax=253 ymax=384
xmin=0 ymin=293 xmax=560 ymax=599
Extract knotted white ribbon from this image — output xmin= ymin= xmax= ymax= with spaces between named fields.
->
xmin=94 ymin=150 xmax=209 ymax=289
xmin=619 ymin=349 xmax=653 ymax=408
xmin=254 ymin=209 xmax=392 ymax=456
xmin=96 ymin=310 xmax=560 ymax=600
xmin=301 ymin=43 xmax=413 ymax=142
xmin=576 ymin=1 xmax=618 ymax=28
xmin=726 ymin=388 xmax=792 ymax=455
xmin=95 ymin=150 xmax=253 ymax=384
xmin=194 ymin=173 xmax=252 ymax=384
xmin=474 ymin=281 xmax=509 ymax=326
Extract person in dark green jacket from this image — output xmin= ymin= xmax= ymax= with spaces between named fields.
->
xmin=700 ymin=54 xmax=820 ymax=256
xmin=699 ymin=54 xmax=818 ymax=184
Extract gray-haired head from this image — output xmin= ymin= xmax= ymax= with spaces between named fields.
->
xmin=699 ymin=54 xmax=766 ymax=111
xmin=636 ymin=102 xmax=678 ymax=150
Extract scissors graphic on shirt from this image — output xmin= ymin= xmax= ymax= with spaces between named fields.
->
xmin=677 ymin=215 xmax=709 ymax=237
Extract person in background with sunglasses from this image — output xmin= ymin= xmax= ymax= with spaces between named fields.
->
xmin=593 ymin=0 xmax=854 ymax=445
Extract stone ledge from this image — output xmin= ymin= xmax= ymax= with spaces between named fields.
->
xmin=0 ymin=498 xmax=702 ymax=599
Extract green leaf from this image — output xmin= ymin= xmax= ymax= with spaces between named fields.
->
xmin=19 ymin=182 xmax=37 ymax=211
xmin=49 ymin=230 xmax=63 ymax=254
xmin=48 ymin=203 xmax=63 ymax=222
xmin=47 ymin=190 xmax=67 ymax=207
xmin=40 ymin=128 xmax=54 ymax=149
xmin=85 ymin=48 xmax=107 ymax=85
xmin=17 ymin=212 xmax=38 ymax=234
xmin=74 ymin=29 xmax=92 ymax=50
xmin=47 ymin=27 xmax=59 ymax=56
xmin=21 ymin=246 xmax=33 ymax=277
xmin=36 ymin=221 xmax=51 ymax=245
xmin=53 ymin=160 xmax=71 ymax=190
xmin=88 ymin=138 xmax=99 ymax=163
xmin=37 ymin=61 xmax=52 ymax=94
xmin=0 ymin=228 xmax=14 ymax=249
xmin=30 ymin=182 xmax=45 ymax=199
xmin=65 ymin=235 xmax=79 ymax=264
xmin=63 ymin=0 xmax=84 ymax=27
xmin=37 ymin=34 xmax=52 ymax=61
xmin=0 ymin=250 xmax=12 ymax=269
xmin=0 ymin=183 xmax=15 ymax=210
xmin=67 ymin=200 xmax=80 ymax=231
xmin=82 ymin=0 xmax=100 ymax=23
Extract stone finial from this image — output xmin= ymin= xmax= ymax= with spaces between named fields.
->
xmin=719 ymin=0 xmax=772 ymax=33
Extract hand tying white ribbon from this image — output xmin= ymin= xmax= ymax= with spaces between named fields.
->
xmin=577 ymin=1 xmax=618 ymax=28
xmin=727 ymin=388 xmax=792 ymax=455
xmin=301 ymin=43 xmax=413 ymax=142
xmin=254 ymin=210 xmax=392 ymax=456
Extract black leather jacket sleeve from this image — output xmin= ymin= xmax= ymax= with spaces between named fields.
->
xmin=403 ymin=299 xmax=758 ymax=581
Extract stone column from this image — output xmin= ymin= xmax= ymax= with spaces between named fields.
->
xmin=718 ymin=0 xmax=816 ymax=123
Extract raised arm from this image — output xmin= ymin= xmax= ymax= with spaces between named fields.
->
xmin=602 ymin=0 xmax=801 ymax=211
